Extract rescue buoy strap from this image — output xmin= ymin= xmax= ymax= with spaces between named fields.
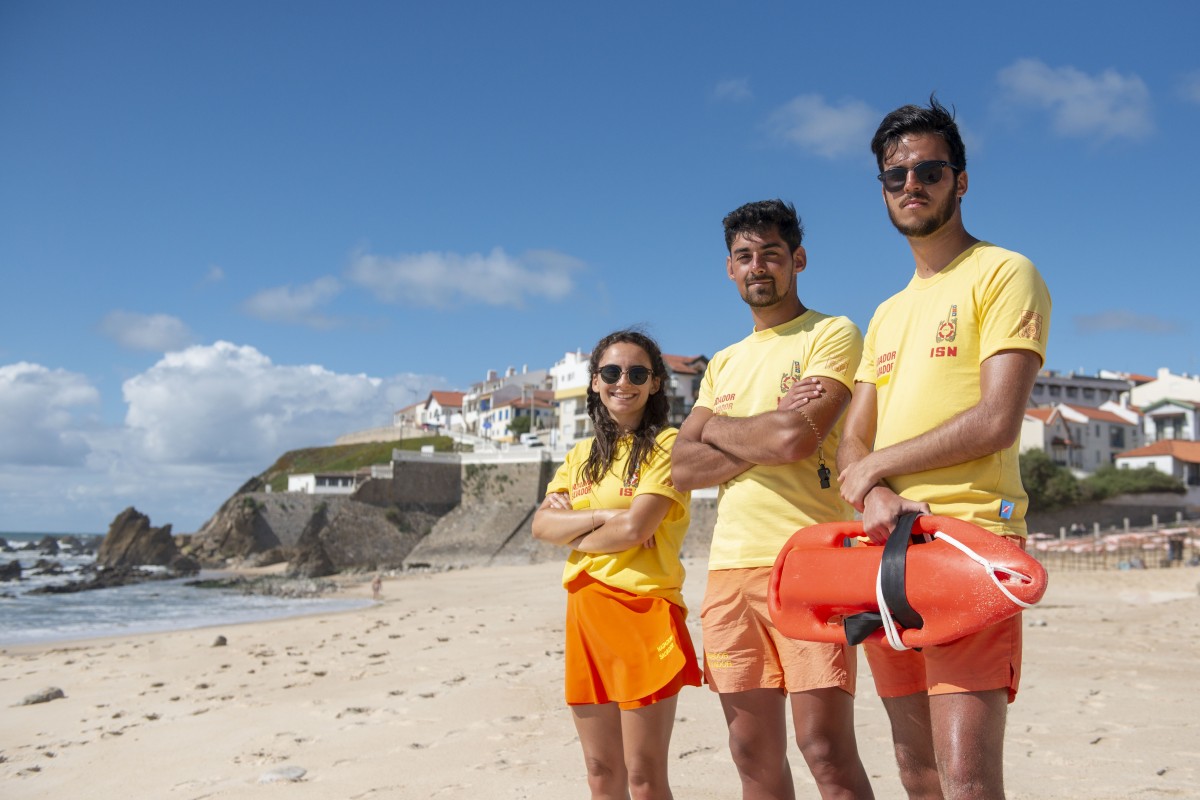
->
xmin=843 ymin=512 xmax=926 ymax=649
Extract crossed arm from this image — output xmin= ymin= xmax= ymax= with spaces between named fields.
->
xmin=670 ymin=376 xmax=849 ymax=492
xmin=836 ymin=348 xmax=1042 ymax=541
xmin=530 ymin=491 xmax=676 ymax=554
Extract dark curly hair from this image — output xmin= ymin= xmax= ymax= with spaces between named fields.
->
xmin=870 ymin=93 xmax=966 ymax=174
xmin=723 ymin=199 xmax=804 ymax=254
xmin=582 ymin=328 xmax=671 ymax=487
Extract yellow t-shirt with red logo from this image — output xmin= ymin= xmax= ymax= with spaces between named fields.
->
xmin=547 ymin=428 xmax=691 ymax=609
xmin=856 ymin=241 xmax=1052 ymax=537
xmin=696 ymin=310 xmax=863 ymax=569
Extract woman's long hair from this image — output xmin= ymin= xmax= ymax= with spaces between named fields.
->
xmin=582 ymin=328 xmax=671 ymax=486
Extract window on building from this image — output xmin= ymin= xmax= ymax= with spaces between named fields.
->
xmin=1110 ymin=426 xmax=1126 ymax=449
xmin=1083 ymin=388 xmax=1095 ymax=400
xmin=1067 ymin=387 xmax=1078 ymax=398
xmin=1033 ymin=384 xmax=1044 ymax=395
xmin=1049 ymin=385 xmax=1061 ymax=397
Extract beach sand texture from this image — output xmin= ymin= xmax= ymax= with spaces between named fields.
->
xmin=3 ymin=559 xmax=1198 ymax=799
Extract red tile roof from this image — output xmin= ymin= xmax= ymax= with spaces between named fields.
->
xmin=663 ymin=354 xmax=706 ymax=375
xmin=1060 ymin=404 xmax=1138 ymax=425
xmin=1116 ymin=439 xmax=1200 ymax=463
xmin=428 ymin=391 xmax=465 ymax=409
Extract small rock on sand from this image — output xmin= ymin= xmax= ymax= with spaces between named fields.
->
xmin=18 ymin=687 xmax=66 ymax=706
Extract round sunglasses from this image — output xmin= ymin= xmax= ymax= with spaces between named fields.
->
xmin=597 ymin=365 xmax=652 ymax=385
xmin=877 ymin=160 xmax=961 ymax=193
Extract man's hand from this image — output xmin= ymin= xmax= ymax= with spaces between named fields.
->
xmin=860 ymin=485 xmax=930 ymax=544
xmin=838 ymin=452 xmax=883 ymax=511
xmin=777 ymin=376 xmax=826 ymax=411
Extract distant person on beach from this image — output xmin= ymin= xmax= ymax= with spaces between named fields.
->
xmin=836 ymin=96 xmax=1051 ymax=799
xmin=671 ymin=199 xmax=874 ymax=799
xmin=371 ymin=573 xmax=382 ymax=600
xmin=532 ymin=328 xmax=700 ymax=800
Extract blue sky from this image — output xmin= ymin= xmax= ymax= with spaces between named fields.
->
xmin=3 ymin=1 xmax=1198 ymax=533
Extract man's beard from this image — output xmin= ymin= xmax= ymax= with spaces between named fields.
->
xmin=740 ymin=278 xmax=787 ymax=308
xmin=887 ymin=190 xmax=957 ymax=238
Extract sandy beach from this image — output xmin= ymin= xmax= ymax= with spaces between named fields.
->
xmin=3 ymin=559 xmax=1198 ymax=799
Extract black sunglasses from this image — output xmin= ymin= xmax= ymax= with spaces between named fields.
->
xmin=877 ymin=160 xmax=961 ymax=193
xmin=597 ymin=365 xmax=652 ymax=385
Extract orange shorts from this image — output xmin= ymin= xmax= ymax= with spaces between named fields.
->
xmin=701 ymin=567 xmax=856 ymax=695
xmin=564 ymin=573 xmax=702 ymax=710
xmin=865 ymin=613 xmax=1023 ymax=702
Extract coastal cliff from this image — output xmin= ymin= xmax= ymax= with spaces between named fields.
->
xmin=185 ymin=452 xmax=716 ymax=573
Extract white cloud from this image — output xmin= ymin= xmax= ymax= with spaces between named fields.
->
xmin=0 ymin=345 xmax=444 ymax=533
xmin=1075 ymin=310 xmax=1183 ymax=335
xmin=0 ymin=362 xmax=100 ymax=467
xmin=204 ymin=265 xmax=225 ymax=283
xmin=242 ymin=276 xmax=342 ymax=328
xmin=99 ymin=311 xmax=195 ymax=352
xmin=346 ymin=247 xmax=580 ymax=309
xmin=713 ymin=78 xmax=752 ymax=102
xmin=765 ymin=94 xmax=878 ymax=159
xmin=996 ymin=59 xmax=1153 ymax=142
xmin=121 ymin=341 xmax=429 ymax=464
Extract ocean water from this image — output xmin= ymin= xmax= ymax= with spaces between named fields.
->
xmin=0 ymin=532 xmax=371 ymax=647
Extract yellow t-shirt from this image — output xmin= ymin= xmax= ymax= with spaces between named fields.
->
xmin=547 ymin=428 xmax=691 ymax=609
xmin=856 ymin=241 xmax=1052 ymax=537
xmin=695 ymin=310 xmax=863 ymax=569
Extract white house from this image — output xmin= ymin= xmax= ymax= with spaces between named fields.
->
xmin=1138 ymin=398 xmax=1198 ymax=444
xmin=1128 ymin=367 xmax=1200 ymax=411
xmin=1115 ymin=439 xmax=1200 ymax=489
xmin=287 ymin=472 xmax=362 ymax=494
xmin=422 ymin=390 xmax=466 ymax=432
xmin=462 ymin=366 xmax=550 ymax=437
xmin=551 ymin=349 xmax=591 ymax=446
xmin=483 ymin=390 xmax=557 ymax=442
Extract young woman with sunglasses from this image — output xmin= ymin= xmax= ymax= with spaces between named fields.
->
xmin=532 ymin=328 xmax=700 ymax=800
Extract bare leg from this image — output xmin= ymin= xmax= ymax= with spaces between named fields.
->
xmin=928 ymin=690 xmax=1008 ymax=800
xmin=620 ymin=695 xmax=679 ymax=800
xmin=719 ymin=688 xmax=795 ymax=800
xmin=879 ymin=693 xmax=943 ymax=800
xmin=789 ymin=687 xmax=874 ymax=799
xmin=573 ymin=702 xmax=631 ymax=800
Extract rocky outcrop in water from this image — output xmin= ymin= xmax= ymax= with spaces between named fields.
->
xmin=97 ymin=507 xmax=181 ymax=568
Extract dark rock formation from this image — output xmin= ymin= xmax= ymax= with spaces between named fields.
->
xmin=289 ymin=504 xmax=336 ymax=578
xmin=188 ymin=495 xmax=288 ymax=566
xmin=26 ymin=565 xmax=177 ymax=594
xmin=31 ymin=559 xmax=64 ymax=575
xmin=97 ymin=507 xmax=179 ymax=568
xmin=36 ymin=535 xmax=60 ymax=556
xmin=60 ymin=535 xmax=100 ymax=555
xmin=169 ymin=554 xmax=201 ymax=575
xmin=0 ymin=561 xmax=21 ymax=582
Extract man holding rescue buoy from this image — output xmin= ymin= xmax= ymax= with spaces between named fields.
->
xmin=672 ymin=199 xmax=875 ymax=799
xmin=837 ymin=97 xmax=1051 ymax=799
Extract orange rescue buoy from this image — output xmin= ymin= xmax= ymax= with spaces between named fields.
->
xmin=768 ymin=514 xmax=1048 ymax=650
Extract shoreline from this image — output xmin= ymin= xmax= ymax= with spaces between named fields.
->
xmin=3 ymin=560 xmax=1199 ymax=798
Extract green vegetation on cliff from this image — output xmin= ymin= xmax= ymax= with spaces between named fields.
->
xmin=256 ymin=437 xmax=456 ymax=493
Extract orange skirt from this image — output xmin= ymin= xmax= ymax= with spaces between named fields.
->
xmin=564 ymin=573 xmax=701 ymax=709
